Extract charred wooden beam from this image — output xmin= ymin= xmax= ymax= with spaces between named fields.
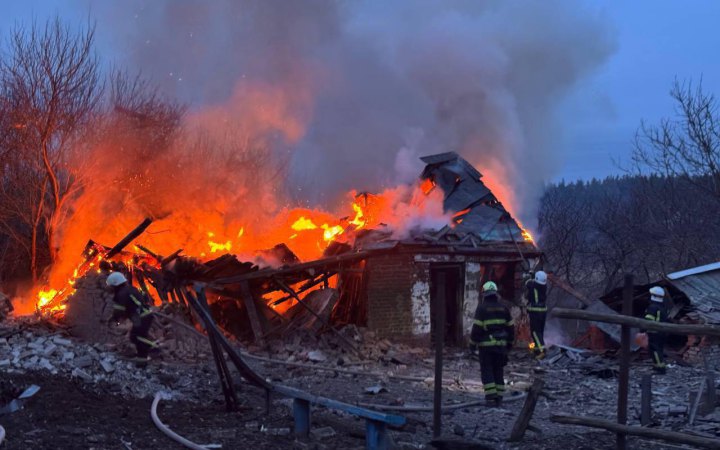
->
xmin=184 ymin=285 xmax=271 ymax=390
xmin=240 ymin=281 xmax=266 ymax=346
xmin=212 ymin=251 xmax=371 ymax=285
xmin=551 ymin=308 xmax=720 ymax=337
xmin=105 ymin=218 xmax=153 ymax=259
xmin=273 ymin=277 xmax=361 ymax=357
xmin=135 ymin=244 xmax=163 ymax=264
xmin=551 ymin=415 xmax=720 ymax=449
xmin=161 ymin=249 xmax=183 ymax=267
xmin=178 ymin=288 xmax=238 ymax=412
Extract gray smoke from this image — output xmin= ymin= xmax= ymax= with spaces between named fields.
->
xmin=92 ymin=0 xmax=616 ymax=224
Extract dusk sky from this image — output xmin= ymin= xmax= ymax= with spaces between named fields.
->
xmin=2 ymin=1 xmax=719 ymax=184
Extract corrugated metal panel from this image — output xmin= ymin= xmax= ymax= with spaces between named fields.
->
xmin=668 ymin=270 xmax=720 ymax=324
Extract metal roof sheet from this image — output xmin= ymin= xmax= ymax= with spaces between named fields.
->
xmin=667 ymin=261 xmax=720 ymax=280
xmin=666 ymin=270 xmax=720 ymax=324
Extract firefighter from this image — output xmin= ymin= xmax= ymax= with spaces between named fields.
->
xmin=470 ymin=281 xmax=514 ymax=407
xmin=525 ymin=270 xmax=548 ymax=360
xmin=643 ymin=286 xmax=668 ymax=374
xmin=106 ymin=272 xmax=157 ymax=363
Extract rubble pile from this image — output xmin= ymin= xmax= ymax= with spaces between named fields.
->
xmin=260 ymin=324 xmax=431 ymax=367
xmin=0 ymin=317 xmax=218 ymax=401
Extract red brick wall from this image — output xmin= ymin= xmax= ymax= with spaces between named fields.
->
xmin=366 ymin=253 xmax=416 ymax=337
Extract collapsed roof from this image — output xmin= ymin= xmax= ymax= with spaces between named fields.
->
xmin=600 ymin=261 xmax=720 ymax=325
xmin=359 ymin=152 xmax=535 ymax=252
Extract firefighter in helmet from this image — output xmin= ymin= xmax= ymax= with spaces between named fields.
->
xmin=642 ymin=286 xmax=668 ymax=374
xmin=106 ymin=272 xmax=157 ymax=363
xmin=525 ymin=270 xmax=548 ymax=360
xmin=470 ymin=281 xmax=514 ymax=407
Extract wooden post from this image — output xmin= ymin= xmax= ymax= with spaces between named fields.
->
xmin=640 ymin=374 xmax=652 ymax=426
xmin=433 ymin=271 xmax=446 ymax=438
xmin=508 ymin=378 xmax=545 ymax=441
xmin=701 ymin=347 xmax=717 ymax=415
xmin=617 ymin=273 xmax=633 ymax=450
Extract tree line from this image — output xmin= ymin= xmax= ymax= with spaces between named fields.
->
xmin=0 ymin=18 xmax=184 ymax=286
xmin=539 ymin=80 xmax=720 ymax=296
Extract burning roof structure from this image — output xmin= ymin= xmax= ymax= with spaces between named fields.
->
xmin=28 ymin=152 xmax=539 ymax=344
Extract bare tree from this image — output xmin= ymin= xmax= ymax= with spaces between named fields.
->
xmin=634 ymin=79 xmax=720 ymax=202
xmin=0 ymin=18 xmax=102 ymax=279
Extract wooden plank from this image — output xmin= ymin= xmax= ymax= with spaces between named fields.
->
xmin=240 ymin=281 xmax=265 ymax=346
xmin=551 ymin=308 xmax=720 ymax=337
xmin=617 ymin=274 xmax=633 ymax=450
xmin=273 ymin=384 xmax=405 ymax=426
xmin=551 ymin=415 xmax=720 ymax=449
xmin=508 ymin=378 xmax=545 ymax=442
xmin=641 ymin=374 xmax=652 ymax=426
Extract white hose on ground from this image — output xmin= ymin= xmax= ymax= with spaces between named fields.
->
xmin=0 ymin=424 xmax=5 ymax=445
xmin=151 ymin=392 xmax=213 ymax=450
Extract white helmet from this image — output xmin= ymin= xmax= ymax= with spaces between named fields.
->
xmin=106 ymin=272 xmax=128 ymax=287
xmin=649 ymin=286 xmax=665 ymax=302
xmin=534 ymin=271 xmax=547 ymax=285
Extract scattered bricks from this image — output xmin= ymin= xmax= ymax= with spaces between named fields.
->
xmin=72 ymin=368 xmax=94 ymax=383
xmin=244 ymin=421 xmax=259 ymax=430
xmin=0 ymin=337 xmax=8 ymax=346
xmin=308 ymin=350 xmax=328 ymax=362
xmin=310 ymin=427 xmax=336 ymax=440
xmin=18 ymin=350 xmax=34 ymax=360
xmin=38 ymin=358 xmax=55 ymax=372
xmin=0 ymin=359 xmax=10 ymax=367
xmin=52 ymin=337 xmax=72 ymax=346
xmin=62 ymin=351 xmax=75 ymax=362
xmin=74 ymin=355 xmax=94 ymax=368
xmin=263 ymin=427 xmax=291 ymax=436
xmin=26 ymin=356 xmax=39 ymax=366
xmin=28 ymin=337 xmax=46 ymax=350
xmin=99 ymin=359 xmax=114 ymax=373
xmin=42 ymin=343 xmax=57 ymax=356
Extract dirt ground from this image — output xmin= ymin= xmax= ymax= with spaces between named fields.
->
xmin=2 ymin=358 xmax=710 ymax=450
xmin=1 ymin=315 xmax=718 ymax=450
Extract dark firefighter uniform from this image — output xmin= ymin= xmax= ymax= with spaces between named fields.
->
xmin=470 ymin=286 xmax=514 ymax=406
xmin=643 ymin=300 xmax=668 ymax=373
xmin=110 ymin=283 xmax=157 ymax=359
xmin=525 ymin=278 xmax=547 ymax=358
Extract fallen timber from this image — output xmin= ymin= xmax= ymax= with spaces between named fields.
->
xmin=551 ymin=307 xmax=720 ymax=337
xmin=551 ymin=415 xmax=720 ymax=449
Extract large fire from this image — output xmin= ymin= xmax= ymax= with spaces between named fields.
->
xmin=22 ymin=169 xmax=533 ymax=317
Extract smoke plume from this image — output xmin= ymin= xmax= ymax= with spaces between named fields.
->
xmin=92 ymin=0 xmax=616 ymax=224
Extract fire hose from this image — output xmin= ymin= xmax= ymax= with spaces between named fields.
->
xmin=151 ymin=392 xmax=219 ymax=450
xmin=0 ymin=425 xmax=5 ymax=445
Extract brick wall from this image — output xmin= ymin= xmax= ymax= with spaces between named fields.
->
xmin=683 ymin=335 xmax=720 ymax=370
xmin=366 ymin=253 xmax=416 ymax=337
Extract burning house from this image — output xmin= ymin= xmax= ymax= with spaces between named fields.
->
xmin=349 ymin=152 xmax=541 ymax=344
xmin=29 ymin=152 xmax=539 ymax=348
